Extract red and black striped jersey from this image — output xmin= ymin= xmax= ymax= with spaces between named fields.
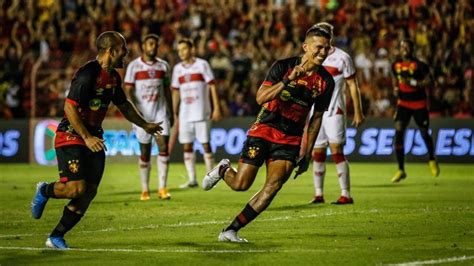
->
xmin=248 ymin=56 xmax=334 ymax=145
xmin=55 ymin=60 xmax=127 ymax=148
xmin=392 ymin=58 xmax=430 ymax=110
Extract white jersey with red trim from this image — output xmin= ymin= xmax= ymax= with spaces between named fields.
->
xmin=322 ymin=47 xmax=356 ymax=117
xmin=171 ymin=58 xmax=215 ymax=122
xmin=124 ymin=57 xmax=170 ymax=122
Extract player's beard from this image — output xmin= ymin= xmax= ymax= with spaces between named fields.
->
xmin=146 ymin=50 xmax=157 ymax=59
xmin=113 ymin=56 xmax=125 ymax=68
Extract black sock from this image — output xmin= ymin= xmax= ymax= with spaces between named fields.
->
xmin=50 ymin=207 xmax=83 ymax=237
xmin=421 ymin=131 xmax=435 ymax=160
xmin=41 ymin=183 xmax=57 ymax=198
xmin=225 ymin=204 xmax=259 ymax=232
xmin=395 ymin=130 xmax=405 ymax=171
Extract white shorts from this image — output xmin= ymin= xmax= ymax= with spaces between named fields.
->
xmin=134 ymin=119 xmax=170 ymax=144
xmin=179 ymin=120 xmax=211 ymax=144
xmin=314 ymin=114 xmax=346 ymax=148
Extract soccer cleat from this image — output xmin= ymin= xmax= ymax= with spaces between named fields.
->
xmin=309 ymin=195 xmax=325 ymax=204
xmin=202 ymin=159 xmax=230 ymax=191
xmin=391 ymin=170 xmax=407 ymax=183
xmin=331 ymin=196 xmax=354 ymax=205
xmin=218 ymin=229 xmax=248 ymax=243
xmin=179 ymin=181 xmax=199 ymax=189
xmin=140 ymin=191 xmax=150 ymax=201
xmin=158 ymin=188 xmax=171 ymax=200
xmin=429 ymin=160 xmax=440 ymax=177
xmin=45 ymin=236 xmax=69 ymax=249
xmin=31 ymin=182 xmax=49 ymax=219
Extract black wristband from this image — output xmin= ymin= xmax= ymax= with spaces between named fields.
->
xmin=282 ymin=78 xmax=290 ymax=87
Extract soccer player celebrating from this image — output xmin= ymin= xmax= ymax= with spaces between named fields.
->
xmin=30 ymin=31 xmax=163 ymax=249
xmin=202 ymin=25 xmax=334 ymax=242
xmin=309 ymin=22 xmax=364 ymax=205
xmin=171 ymin=39 xmax=222 ymax=189
xmin=391 ymin=39 xmax=440 ymax=182
xmin=124 ymin=34 xmax=173 ymax=201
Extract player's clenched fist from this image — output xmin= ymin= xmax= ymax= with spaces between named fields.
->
xmin=144 ymin=122 xmax=163 ymax=136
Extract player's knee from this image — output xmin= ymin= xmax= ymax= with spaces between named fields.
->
xmin=66 ymin=184 xmax=86 ymax=198
xmin=232 ymin=180 xmax=251 ymax=191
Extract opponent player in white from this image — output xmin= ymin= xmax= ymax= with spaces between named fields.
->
xmin=124 ymin=34 xmax=173 ymax=200
xmin=310 ymin=23 xmax=364 ymax=205
xmin=171 ymin=38 xmax=222 ymax=188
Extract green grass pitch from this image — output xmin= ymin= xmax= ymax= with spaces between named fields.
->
xmin=0 ymin=162 xmax=473 ymax=265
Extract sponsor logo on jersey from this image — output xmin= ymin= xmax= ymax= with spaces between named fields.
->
xmin=148 ymin=69 xmax=156 ymax=78
xmin=89 ymin=99 xmax=102 ymax=111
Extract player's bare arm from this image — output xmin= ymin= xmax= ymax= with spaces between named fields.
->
xmin=256 ymin=60 xmax=307 ymax=105
xmin=117 ymin=100 xmax=163 ymax=135
xmin=346 ymin=77 xmax=365 ymax=127
xmin=295 ymin=110 xmax=324 ymax=176
xmin=209 ymin=83 xmax=222 ymax=121
xmin=64 ymin=101 xmax=105 ymax=153
xmin=172 ymin=89 xmax=180 ymax=125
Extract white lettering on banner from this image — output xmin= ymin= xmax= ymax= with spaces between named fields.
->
xmin=193 ymin=128 xmax=247 ymax=155
xmin=0 ymin=130 xmax=20 ymax=157
xmin=436 ymin=128 xmax=473 ymax=156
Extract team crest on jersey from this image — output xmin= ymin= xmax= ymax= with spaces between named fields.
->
xmin=247 ymin=146 xmax=260 ymax=159
xmin=148 ymin=69 xmax=156 ymax=78
xmin=89 ymin=98 xmax=102 ymax=111
xmin=68 ymin=160 xmax=80 ymax=174
xmin=184 ymin=74 xmax=191 ymax=82
xmin=311 ymin=78 xmax=323 ymax=98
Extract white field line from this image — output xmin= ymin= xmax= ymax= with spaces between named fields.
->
xmin=0 ymin=209 xmax=375 ymax=239
xmin=0 ymin=207 xmax=470 ymax=240
xmin=385 ymin=255 xmax=474 ymax=265
xmin=0 ymin=246 xmax=327 ymax=253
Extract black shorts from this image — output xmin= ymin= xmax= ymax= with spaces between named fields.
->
xmin=240 ymin=136 xmax=300 ymax=167
xmin=394 ymin=106 xmax=430 ymax=129
xmin=56 ymin=145 xmax=105 ymax=185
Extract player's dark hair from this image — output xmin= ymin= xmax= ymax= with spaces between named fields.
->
xmin=142 ymin=33 xmax=160 ymax=43
xmin=96 ymin=31 xmax=122 ymax=54
xmin=305 ymin=24 xmax=333 ymax=40
xmin=178 ymin=38 xmax=194 ymax=48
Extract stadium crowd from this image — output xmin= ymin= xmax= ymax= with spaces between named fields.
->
xmin=0 ymin=0 xmax=472 ymax=119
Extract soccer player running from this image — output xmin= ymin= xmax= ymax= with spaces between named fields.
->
xmin=391 ymin=39 xmax=440 ymax=182
xmin=202 ymin=25 xmax=335 ymax=242
xmin=30 ymin=31 xmax=163 ymax=249
xmin=309 ymin=23 xmax=364 ymax=205
xmin=171 ymin=39 xmax=222 ymax=189
xmin=124 ymin=34 xmax=173 ymax=201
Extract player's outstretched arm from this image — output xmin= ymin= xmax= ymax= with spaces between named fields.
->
xmin=64 ymin=101 xmax=105 ymax=152
xmin=117 ymin=100 xmax=163 ymax=135
xmin=209 ymin=83 xmax=222 ymax=121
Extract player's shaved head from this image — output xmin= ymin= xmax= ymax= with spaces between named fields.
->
xmin=96 ymin=31 xmax=126 ymax=54
xmin=305 ymin=23 xmax=333 ymax=41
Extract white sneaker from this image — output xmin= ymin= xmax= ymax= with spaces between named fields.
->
xmin=179 ymin=181 xmax=198 ymax=189
xmin=218 ymin=229 xmax=248 ymax=243
xmin=202 ymin=159 xmax=230 ymax=191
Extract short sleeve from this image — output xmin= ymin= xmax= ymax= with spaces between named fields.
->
xmin=312 ymin=76 xmax=334 ymax=112
xmin=171 ymin=65 xmax=180 ymax=90
xmin=342 ymin=53 xmax=356 ymax=79
xmin=124 ymin=61 xmax=135 ymax=86
xmin=262 ymin=61 xmax=287 ymax=86
xmin=67 ymin=67 xmax=95 ymax=106
xmin=202 ymin=60 xmax=215 ymax=84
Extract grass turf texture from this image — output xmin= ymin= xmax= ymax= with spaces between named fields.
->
xmin=0 ymin=162 xmax=473 ymax=265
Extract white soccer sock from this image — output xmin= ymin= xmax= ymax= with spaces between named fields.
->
xmin=184 ymin=151 xmax=196 ymax=183
xmin=138 ymin=158 xmax=150 ymax=192
xmin=335 ymin=160 xmax=350 ymax=198
xmin=157 ymin=154 xmax=169 ymax=190
xmin=313 ymin=160 xmax=326 ymax=196
xmin=203 ymin=152 xmax=214 ymax=172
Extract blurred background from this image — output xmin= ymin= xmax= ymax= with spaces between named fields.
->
xmin=0 ymin=0 xmax=473 ymax=165
xmin=0 ymin=0 xmax=472 ymax=120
